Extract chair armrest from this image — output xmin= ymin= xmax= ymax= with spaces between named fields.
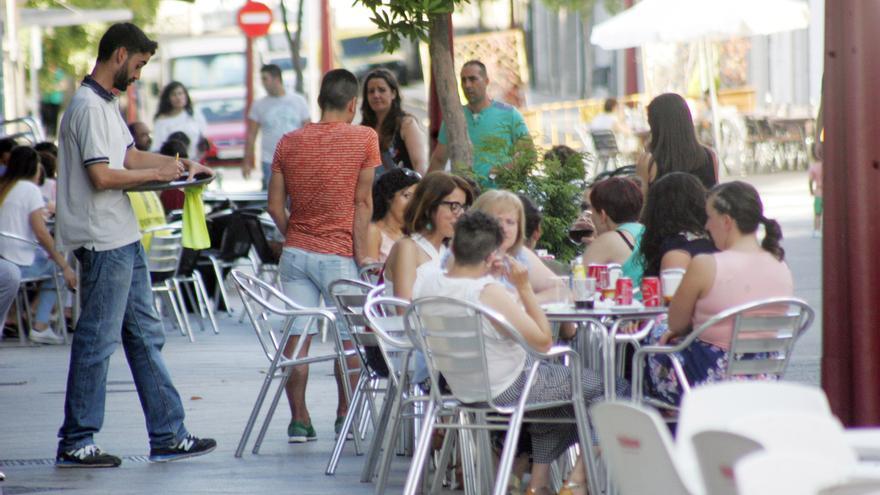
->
xmin=845 ymin=428 xmax=880 ymax=461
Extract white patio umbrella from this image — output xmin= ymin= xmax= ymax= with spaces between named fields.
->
xmin=590 ymin=0 xmax=810 ymax=173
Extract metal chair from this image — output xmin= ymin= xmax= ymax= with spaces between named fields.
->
xmin=0 ymin=231 xmax=68 ymax=344
xmin=173 ymin=247 xmax=219 ymax=336
xmin=231 ymin=269 xmax=353 ymax=457
xmin=590 ymin=129 xmax=621 ymax=176
xmin=201 ymin=210 xmax=258 ymax=315
xmin=633 ymin=297 xmax=815 ymax=408
xmin=239 ymin=210 xmax=281 ymax=285
xmin=358 ymin=262 xmax=384 ymax=285
xmin=402 ymin=296 xmax=599 ymax=495
xmin=144 ymin=228 xmax=193 ymax=342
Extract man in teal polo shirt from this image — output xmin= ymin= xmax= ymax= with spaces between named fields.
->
xmin=428 ymin=60 xmax=531 ymax=187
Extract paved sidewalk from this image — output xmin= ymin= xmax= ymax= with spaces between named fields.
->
xmin=0 ymin=172 xmax=821 ymax=494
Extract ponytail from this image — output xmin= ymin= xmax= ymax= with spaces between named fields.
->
xmin=760 ymin=217 xmax=785 ymax=261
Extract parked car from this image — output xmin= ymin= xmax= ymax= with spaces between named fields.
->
xmin=197 ymin=91 xmax=246 ymax=166
xmin=337 ymin=29 xmax=409 ymax=85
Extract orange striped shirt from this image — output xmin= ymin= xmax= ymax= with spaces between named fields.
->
xmin=272 ymin=122 xmax=380 ymax=256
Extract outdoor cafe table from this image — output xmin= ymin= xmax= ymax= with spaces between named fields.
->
xmin=202 ymin=191 xmax=268 ymax=209
xmin=544 ymin=304 xmax=668 ymax=399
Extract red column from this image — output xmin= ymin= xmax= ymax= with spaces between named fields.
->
xmin=623 ymin=0 xmax=638 ymax=95
xmin=321 ymin=0 xmax=333 ymax=73
xmin=428 ymin=14 xmax=454 ymax=152
xmin=244 ymin=37 xmax=254 ymax=130
xmin=822 ymin=0 xmax=880 ymax=426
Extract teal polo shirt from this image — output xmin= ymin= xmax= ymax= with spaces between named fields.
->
xmin=438 ymin=100 xmax=530 ymax=186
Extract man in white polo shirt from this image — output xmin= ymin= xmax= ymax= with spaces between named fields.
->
xmin=55 ymin=22 xmax=216 ymax=468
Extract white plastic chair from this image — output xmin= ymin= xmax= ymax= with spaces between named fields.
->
xmin=144 ymin=229 xmax=193 ymax=342
xmin=690 ymin=429 xmax=763 ymax=495
xmin=735 ymin=450 xmax=846 ymax=495
xmin=590 ymin=401 xmax=701 ymax=495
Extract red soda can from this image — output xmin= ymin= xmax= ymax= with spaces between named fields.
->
xmin=615 ymin=277 xmax=634 ymax=305
xmin=641 ymin=277 xmax=661 ymax=307
xmin=587 ymin=264 xmax=609 ymax=289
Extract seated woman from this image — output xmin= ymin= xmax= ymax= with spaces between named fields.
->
xmin=414 ymin=211 xmax=628 ymax=495
xmin=639 ymin=172 xmax=717 ymax=278
xmin=383 ymin=171 xmax=473 ymax=301
xmin=0 ymin=146 xmax=76 ymax=344
xmin=646 ymin=181 xmax=793 ymax=405
xmin=365 ymin=167 xmax=420 ymax=263
xmin=581 ymin=176 xmax=645 ymax=287
xmin=471 ymin=190 xmax=560 ymax=302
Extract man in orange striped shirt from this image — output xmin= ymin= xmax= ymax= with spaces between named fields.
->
xmin=267 ymin=69 xmax=379 ymax=443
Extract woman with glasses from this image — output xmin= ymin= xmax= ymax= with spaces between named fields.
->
xmin=365 ymin=168 xmax=421 ymax=263
xmin=383 ymin=171 xmax=473 ymax=301
xmin=360 ymin=68 xmax=428 ymax=176
xmin=471 ymin=190 xmax=561 ymax=302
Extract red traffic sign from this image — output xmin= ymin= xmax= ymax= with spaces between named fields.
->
xmin=237 ymin=1 xmax=273 ymax=38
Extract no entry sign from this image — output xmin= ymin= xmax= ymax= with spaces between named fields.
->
xmin=237 ymin=1 xmax=273 ymax=38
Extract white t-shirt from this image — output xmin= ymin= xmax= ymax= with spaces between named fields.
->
xmin=412 ymin=266 xmax=527 ymax=403
xmin=590 ymin=113 xmax=617 ymax=132
xmin=56 ymin=77 xmax=140 ymax=252
xmin=150 ymin=110 xmax=207 ymax=159
xmin=249 ymin=93 xmax=310 ymax=164
xmin=0 ymin=181 xmax=45 ymax=265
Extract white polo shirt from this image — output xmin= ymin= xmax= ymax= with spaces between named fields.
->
xmin=56 ymin=76 xmax=140 ymax=252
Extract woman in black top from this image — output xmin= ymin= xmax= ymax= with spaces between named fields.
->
xmin=639 ymin=172 xmax=717 ymax=278
xmin=360 ymin=68 xmax=427 ymax=176
xmin=636 ymin=93 xmax=719 ymax=194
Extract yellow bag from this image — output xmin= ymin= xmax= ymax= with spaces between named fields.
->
xmin=182 ymin=184 xmax=210 ymax=250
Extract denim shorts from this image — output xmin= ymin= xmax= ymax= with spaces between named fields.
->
xmin=279 ymin=247 xmax=358 ymax=339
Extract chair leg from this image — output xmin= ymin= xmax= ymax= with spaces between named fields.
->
xmin=430 ymin=423 xmax=457 ymax=493
xmin=209 ymin=256 xmax=233 ymax=316
xmin=493 ymin=408 xmax=527 ymax=495
xmin=361 ymin=380 xmax=396 ymax=483
xmin=53 ymin=276 xmax=68 ymax=343
xmin=402 ymin=402 xmax=438 ymax=495
xmin=193 ymin=271 xmax=219 ymax=334
xmin=252 ymin=366 xmax=292 ymax=455
xmin=235 ymin=363 xmax=279 ymax=458
xmin=180 ymin=279 xmax=205 ymax=332
xmin=373 ymin=386 xmax=406 ymax=493
xmin=326 ymin=373 xmax=367 ymax=475
xmin=166 ymin=281 xmax=194 ymax=343
xmin=15 ymin=291 xmax=26 ymax=345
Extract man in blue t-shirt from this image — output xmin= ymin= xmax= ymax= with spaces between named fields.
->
xmin=428 ymin=60 xmax=532 ymax=187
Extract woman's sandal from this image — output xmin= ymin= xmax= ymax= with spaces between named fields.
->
xmin=557 ymin=480 xmax=587 ymax=495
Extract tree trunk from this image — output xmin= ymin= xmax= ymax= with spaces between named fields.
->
xmin=280 ymin=0 xmax=305 ymax=94
xmin=429 ymin=14 xmax=472 ymax=175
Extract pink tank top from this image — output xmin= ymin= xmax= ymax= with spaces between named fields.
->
xmin=378 ymin=230 xmax=396 ymax=263
xmin=693 ymin=250 xmax=794 ymax=350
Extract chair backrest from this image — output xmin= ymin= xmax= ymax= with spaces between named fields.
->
xmin=363 ymin=291 xmax=414 ymax=388
xmin=231 ymin=269 xmax=314 ymax=362
xmin=677 ymin=381 xmax=833 ymax=483
xmin=718 ymin=298 xmax=814 ymax=379
xmin=328 ymin=278 xmax=379 ymax=371
xmin=735 ymin=450 xmax=843 ymax=495
xmin=208 ymin=211 xmax=253 ymax=261
xmin=729 ymin=412 xmax=858 ymax=468
xmin=240 ymin=211 xmax=280 ymax=265
xmin=146 ymin=230 xmax=183 ymax=278
xmin=591 ymin=129 xmax=619 ymax=155
xmin=405 ymin=296 xmax=530 ymax=407
xmin=358 ymin=262 xmax=384 ymax=285
xmin=691 ymin=429 xmax=763 ymax=495
xmin=590 ymin=401 xmax=696 ymax=495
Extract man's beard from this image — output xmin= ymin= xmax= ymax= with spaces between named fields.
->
xmin=112 ymin=66 xmax=134 ymax=92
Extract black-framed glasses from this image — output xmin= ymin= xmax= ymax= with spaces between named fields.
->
xmin=438 ymin=201 xmax=467 ymax=214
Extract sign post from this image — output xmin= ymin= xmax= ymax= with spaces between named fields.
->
xmin=237 ymin=1 xmax=273 ymax=150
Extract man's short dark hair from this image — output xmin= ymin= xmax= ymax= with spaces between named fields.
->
xmin=261 ymin=64 xmax=283 ymax=81
xmin=34 ymin=141 xmax=58 ymax=157
xmin=167 ymin=131 xmax=191 ymax=146
xmin=603 ymin=98 xmax=618 ymax=113
xmin=452 ymin=211 xmax=503 ymax=266
xmin=318 ymin=69 xmax=359 ymax=111
xmin=97 ymin=23 xmax=158 ymax=62
xmin=0 ymin=137 xmax=19 ymax=155
xmin=462 ymin=60 xmax=488 ymax=78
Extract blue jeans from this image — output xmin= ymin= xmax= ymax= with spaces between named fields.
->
xmin=17 ymin=250 xmax=58 ymax=326
xmin=58 ymin=241 xmax=188 ymax=451
xmin=279 ymin=247 xmax=358 ymax=338
xmin=0 ymin=258 xmax=20 ymax=324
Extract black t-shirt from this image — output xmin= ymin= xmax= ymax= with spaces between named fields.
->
xmin=644 ymin=233 xmax=717 ymax=277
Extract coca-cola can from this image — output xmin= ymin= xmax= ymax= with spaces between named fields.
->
xmin=587 ymin=264 xmax=609 ymax=289
xmin=615 ymin=277 xmax=634 ymax=305
xmin=641 ymin=277 xmax=661 ymax=307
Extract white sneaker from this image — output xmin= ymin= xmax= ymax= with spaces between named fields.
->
xmin=29 ymin=327 xmax=64 ymax=345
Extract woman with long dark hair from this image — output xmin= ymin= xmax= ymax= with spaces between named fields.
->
xmin=365 ymin=167 xmax=421 ymax=263
xmin=636 ymin=93 xmax=718 ymax=193
xmin=0 ymin=146 xmax=76 ymax=344
xmin=360 ymin=69 xmax=427 ymax=175
xmin=638 ymin=172 xmax=716 ymax=278
xmin=151 ymin=81 xmax=207 ymax=160
xmin=645 ymin=181 xmax=791 ymax=404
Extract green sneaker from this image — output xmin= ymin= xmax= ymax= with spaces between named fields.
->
xmin=288 ymin=421 xmax=317 ymax=443
xmin=335 ymin=416 xmax=354 ymax=441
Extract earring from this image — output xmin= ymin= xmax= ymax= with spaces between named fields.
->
xmin=426 ymin=221 xmax=433 ymax=231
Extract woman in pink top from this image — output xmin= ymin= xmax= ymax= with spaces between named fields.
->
xmin=646 ymin=181 xmax=793 ymax=404
xmin=365 ymin=167 xmax=420 ymax=263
